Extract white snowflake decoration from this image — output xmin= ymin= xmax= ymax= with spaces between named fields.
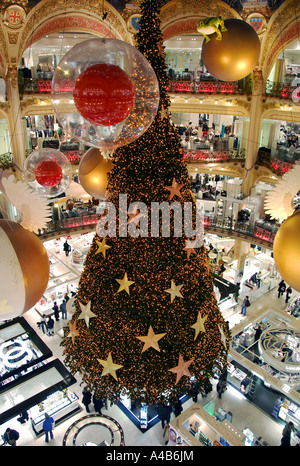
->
xmin=264 ymin=165 xmax=300 ymax=223
xmin=1 ymin=174 xmax=51 ymax=233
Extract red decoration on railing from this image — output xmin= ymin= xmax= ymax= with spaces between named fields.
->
xmin=270 ymin=158 xmax=293 ymax=176
xmin=183 ymin=149 xmax=229 ymax=163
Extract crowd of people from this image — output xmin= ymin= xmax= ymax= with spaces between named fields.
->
xmin=37 ymin=290 xmax=77 ymax=337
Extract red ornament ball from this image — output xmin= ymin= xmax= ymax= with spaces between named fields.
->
xmin=35 ymin=160 xmax=63 ymax=187
xmin=73 ymin=63 xmax=135 ymax=126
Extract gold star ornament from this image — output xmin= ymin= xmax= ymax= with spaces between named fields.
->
xmin=165 ymin=178 xmax=184 ymax=200
xmin=168 ymin=354 xmax=194 ymax=385
xmin=78 ymin=301 xmax=96 ymax=328
xmin=164 ymin=280 xmax=183 ymax=302
xmin=67 ymin=320 xmax=79 ymax=344
xmin=98 ymin=352 xmax=123 ymax=381
xmin=95 ymin=238 xmax=111 ymax=258
xmin=191 ymin=312 xmax=207 ymax=340
xmin=116 ymin=272 xmax=135 ymax=295
xmin=136 ymin=325 xmax=166 ymax=352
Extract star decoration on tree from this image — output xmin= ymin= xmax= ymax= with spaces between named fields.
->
xmin=218 ymin=325 xmax=227 ymax=349
xmin=160 ymin=106 xmax=169 ymax=120
xmin=191 ymin=312 xmax=207 ymax=340
xmin=78 ymin=301 xmax=96 ymax=328
xmin=164 ymin=280 xmax=184 ymax=302
xmin=67 ymin=320 xmax=79 ymax=344
xmin=165 ymin=178 xmax=184 ymax=200
xmin=116 ymin=272 xmax=135 ymax=295
xmin=183 ymin=239 xmax=197 ymax=259
xmin=136 ymin=325 xmax=166 ymax=352
xmin=95 ymin=238 xmax=111 ymax=258
xmin=168 ymin=353 xmax=194 ymax=385
xmin=98 ymin=352 xmax=123 ymax=381
xmin=127 ymin=206 xmax=146 ymax=226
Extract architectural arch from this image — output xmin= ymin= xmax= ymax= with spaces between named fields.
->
xmin=260 ymin=0 xmax=300 ymax=79
xmin=13 ymin=0 xmax=132 ymax=66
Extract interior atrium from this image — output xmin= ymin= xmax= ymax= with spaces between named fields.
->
xmin=0 ymin=0 xmax=300 ymax=449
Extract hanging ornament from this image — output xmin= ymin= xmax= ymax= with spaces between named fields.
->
xmin=1 ymin=174 xmax=51 ymax=233
xmin=165 ymin=178 xmax=184 ymax=200
xmin=74 ymin=63 xmax=135 ymax=126
xmin=95 ymin=238 xmax=111 ymax=258
xmin=191 ymin=312 xmax=207 ymax=340
xmin=200 ymin=18 xmax=260 ymax=82
xmin=51 ymin=38 xmax=159 ymax=150
xmin=35 ymin=160 xmax=63 ymax=187
xmin=116 ymin=272 xmax=135 ymax=295
xmin=23 ymin=148 xmax=72 ymax=198
xmin=78 ymin=147 xmax=113 ymax=199
xmin=273 ymin=209 xmax=300 ymax=292
xmin=264 ymin=165 xmax=300 ymax=222
xmin=0 ymin=220 xmax=49 ymax=321
xmin=78 ymin=301 xmax=96 ymax=328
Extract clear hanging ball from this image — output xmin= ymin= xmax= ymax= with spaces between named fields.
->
xmin=23 ymin=148 xmax=73 ymax=197
xmin=51 ymin=38 xmax=160 ymax=150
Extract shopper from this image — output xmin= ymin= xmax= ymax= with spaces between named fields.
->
xmin=278 ymin=280 xmax=286 ymax=298
xmin=43 ymin=413 xmax=55 ymax=443
xmin=216 ymin=378 xmax=226 ymax=399
xmin=63 ymin=240 xmax=71 ymax=256
xmin=3 ymin=427 xmax=19 ymax=446
xmin=173 ymin=398 xmax=183 ymax=417
xmin=82 ymin=387 xmax=92 ymax=412
xmin=93 ymin=393 xmax=104 ymax=414
xmin=60 ymin=299 xmax=67 ymax=319
xmin=40 ymin=314 xmax=47 ymax=334
xmin=241 ymin=296 xmax=250 ymax=316
xmin=280 ymin=421 xmax=294 ymax=446
xmin=52 ymin=301 xmax=60 ymax=321
xmin=47 ymin=316 xmax=54 ymax=336
xmin=163 ymin=422 xmax=170 ymax=445
xmin=285 ymin=286 xmax=292 ymax=304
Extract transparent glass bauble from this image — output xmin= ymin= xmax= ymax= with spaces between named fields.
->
xmin=51 ymin=38 xmax=160 ymax=150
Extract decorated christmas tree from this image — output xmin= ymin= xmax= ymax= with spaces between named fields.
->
xmin=62 ymin=0 xmax=231 ymax=406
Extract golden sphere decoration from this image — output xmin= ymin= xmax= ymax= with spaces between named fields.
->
xmin=273 ymin=210 xmax=300 ymax=292
xmin=0 ymin=220 xmax=50 ymax=320
xmin=79 ymin=147 xmax=113 ymax=199
xmin=201 ymin=18 xmax=260 ymax=82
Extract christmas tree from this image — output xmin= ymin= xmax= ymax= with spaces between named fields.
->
xmin=62 ymin=0 xmax=231 ymax=407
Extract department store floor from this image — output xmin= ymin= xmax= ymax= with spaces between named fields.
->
xmin=1 ymin=246 xmax=300 ymax=448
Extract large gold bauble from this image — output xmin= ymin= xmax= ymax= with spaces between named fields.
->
xmin=0 ymin=220 xmax=50 ymax=320
xmin=273 ymin=210 xmax=300 ymax=292
xmin=201 ymin=19 xmax=260 ymax=82
xmin=79 ymin=147 xmax=113 ymax=199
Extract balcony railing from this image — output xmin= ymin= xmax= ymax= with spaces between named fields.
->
xmin=38 ymin=211 xmax=279 ymax=249
xmin=19 ymin=76 xmax=252 ymax=97
xmin=183 ymin=148 xmax=245 ymax=164
xmin=265 ymin=80 xmax=299 ymax=100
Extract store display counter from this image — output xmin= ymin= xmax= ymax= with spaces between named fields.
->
xmin=169 ymin=403 xmax=245 ymax=447
xmin=29 ymin=389 xmax=79 ymax=434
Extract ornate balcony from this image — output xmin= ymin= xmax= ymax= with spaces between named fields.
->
xmin=265 ymin=80 xmax=299 ymax=101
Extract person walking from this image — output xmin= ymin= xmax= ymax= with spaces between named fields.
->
xmin=63 ymin=240 xmax=71 ymax=256
xmin=278 ymin=280 xmax=286 ymax=298
xmin=216 ymin=378 xmax=226 ymax=399
xmin=82 ymin=387 xmax=92 ymax=412
xmin=285 ymin=286 xmax=292 ymax=304
xmin=47 ymin=316 xmax=54 ymax=336
xmin=43 ymin=413 xmax=55 ymax=443
xmin=241 ymin=296 xmax=250 ymax=316
xmin=280 ymin=421 xmax=294 ymax=446
xmin=60 ymin=299 xmax=67 ymax=319
xmin=163 ymin=422 xmax=170 ymax=445
xmin=40 ymin=314 xmax=47 ymax=334
xmin=52 ymin=302 xmax=60 ymax=321
xmin=3 ymin=427 xmax=19 ymax=446
xmin=93 ymin=393 xmax=104 ymax=414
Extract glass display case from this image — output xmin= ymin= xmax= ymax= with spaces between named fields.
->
xmin=29 ymin=389 xmax=79 ymax=434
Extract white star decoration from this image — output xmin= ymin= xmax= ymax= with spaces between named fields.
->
xmin=164 ymin=280 xmax=184 ymax=302
xmin=78 ymin=301 xmax=96 ymax=327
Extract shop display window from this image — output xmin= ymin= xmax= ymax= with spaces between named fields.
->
xmin=0 ymin=317 xmax=52 ymax=385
